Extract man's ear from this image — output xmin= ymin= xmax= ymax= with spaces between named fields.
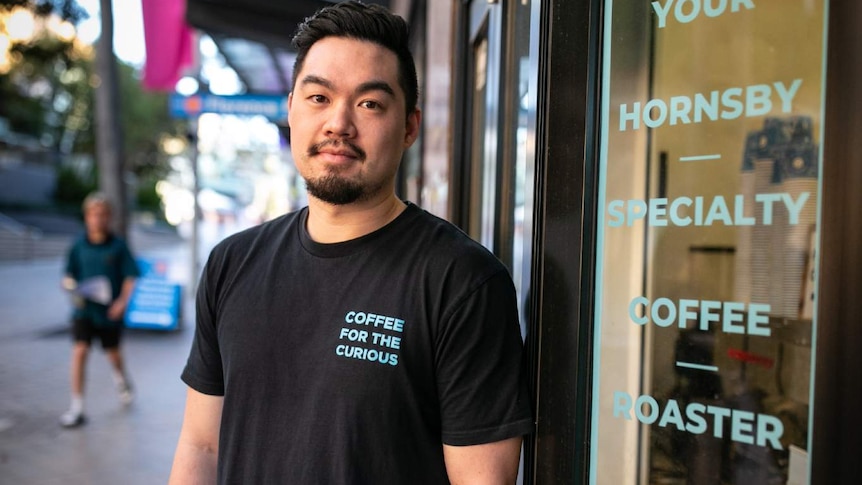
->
xmin=287 ymin=92 xmax=294 ymax=127
xmin=404 ymin=108 xmax=422 ymax=147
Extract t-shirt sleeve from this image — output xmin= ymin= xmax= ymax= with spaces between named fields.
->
xmin=435 ymin=269 xmax=534 ymax=446
xmin=181 ymin=256 xmax=226 ymax=396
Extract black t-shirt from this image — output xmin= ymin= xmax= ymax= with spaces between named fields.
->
xmin=182 ymin=203 xmax=533 ymax=484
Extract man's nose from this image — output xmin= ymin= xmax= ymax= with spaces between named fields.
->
xmin=324 ymin=102 xmax=357 ymax=138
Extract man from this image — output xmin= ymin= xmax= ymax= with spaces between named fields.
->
xmin=60 ymin=192 xmax=138 ymax=427
xmin=169 ymin=2 xmax=532 ymax=483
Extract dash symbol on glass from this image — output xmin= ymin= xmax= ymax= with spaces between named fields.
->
xmin=676 ymin=361 xmax=719 ymax=372
xmin=679 ymin=154 xmax=721 ymax=162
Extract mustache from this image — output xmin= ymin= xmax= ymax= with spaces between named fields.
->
xmin=308 ymin=140 xmax=366 ymax=160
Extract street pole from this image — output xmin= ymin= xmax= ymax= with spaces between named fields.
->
xmin=188 ymin=117 xmax=200 ymax=291
xmin=94 ymin=0 xmax=127 ymax=237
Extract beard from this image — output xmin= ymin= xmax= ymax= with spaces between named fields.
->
xmin=303 ymin=140 xmax=378 ymax=205
xmin=304 ymin=172 xmax=368 ymax=205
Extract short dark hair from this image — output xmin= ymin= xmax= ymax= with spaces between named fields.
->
xmin=291 ymin=1 xmax=418 ymax=115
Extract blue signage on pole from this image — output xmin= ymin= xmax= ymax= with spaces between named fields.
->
xmin=125 ymin=258 xmax=182 ymax=331
xmin=169 ymin=93 xmax=289 ymax=121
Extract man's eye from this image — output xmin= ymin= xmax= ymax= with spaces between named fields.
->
xmin=360 ymin=100 xmax=381 ymax=110
xmin=309 ymin=95 xmax=327 ymax=103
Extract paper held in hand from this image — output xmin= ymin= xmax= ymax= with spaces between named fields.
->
xmin=73 ymin=276 xmax=113 ymax=305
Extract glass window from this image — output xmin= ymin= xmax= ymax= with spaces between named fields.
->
xmin=511 ymin=0 xmax=537 ymax=337
xmin=591 ymin=1 xmax=828 ymax=483
xmin=469 ymin=33 xmax=492 ymax=244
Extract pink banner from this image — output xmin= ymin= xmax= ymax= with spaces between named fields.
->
xmin=141 ymin=0 xmax=194 ymax=91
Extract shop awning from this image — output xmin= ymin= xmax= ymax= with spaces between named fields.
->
xmin=184 ymin=0 xmax=393 ymax=95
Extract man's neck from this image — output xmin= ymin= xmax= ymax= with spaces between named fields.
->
xmin=87 ymin=230 xmax=109 ymax=244
xmin=306 ymin=194 xmax=406 ymax=243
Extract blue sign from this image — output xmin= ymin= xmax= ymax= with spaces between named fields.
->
xmin=169 ymin=93 xmax=289 ymax=121
xmin=136 ymin=257 xmax=170 ymax=279
xmin=125 ymin=278 xmax=182 ymax=331
xmin=125 ymin=258 xmax=182 ymax=331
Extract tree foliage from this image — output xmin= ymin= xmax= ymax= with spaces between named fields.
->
xmin=117 ymin=62 xmax=188 ymax=180
xmin=0 ymin=32 xmax=92 ymax=150
xmin=0 ymin=0 xmax=87 ymax=23
xmin=1 ymin=0 xmax=188 ymax=180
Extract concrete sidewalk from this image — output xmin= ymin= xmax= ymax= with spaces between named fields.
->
xmin=0 ymin=233 xmax=205 ymax=484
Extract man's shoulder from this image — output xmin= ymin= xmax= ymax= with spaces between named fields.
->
xmin=403 ymin=205 xmax=506 ymax=275
xmin=208 ymin=210 xmax=302 ymax=260
xmin=69 ymin=233 xmax=130 ymax=250
xmin=68 ymin=233 xmax=87 ymax=251
xmin=108 ymin=234 xmax=132 ymax=251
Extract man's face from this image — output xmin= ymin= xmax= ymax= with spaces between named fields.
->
xmin=288 ymin=36 xmax=420 ymax=206
xmin=84 ymin=202 xmax=111 ymax=236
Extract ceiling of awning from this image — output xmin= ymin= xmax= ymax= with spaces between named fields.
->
xmin=185 ymin=0 xmax=393 ymax=95
xmin=207 ymin=36 xmax=295 ymax=94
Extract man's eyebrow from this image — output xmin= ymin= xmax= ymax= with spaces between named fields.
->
xmin=298 ymin=75 xmax=395 ymax=98
xmin=356 ymin=81 xmax=395 ymax=97
xmin=299 ymin=75 xmax=333 ymax=89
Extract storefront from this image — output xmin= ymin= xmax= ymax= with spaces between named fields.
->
xmin=184 ymin=1 xmax=861 ymax=482
xmin=447 ymin=0 xmax=862 ymax=483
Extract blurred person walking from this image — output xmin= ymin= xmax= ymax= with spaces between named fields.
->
xmin=169 ymin=2 xmax=533 ymax=483
xmin=59 ymin=192 xmax=140 ymax=427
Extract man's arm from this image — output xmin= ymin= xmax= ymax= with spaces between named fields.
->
xmin=168 ymin=387 xmax=224 ymax=484
xmin=443 ymin=437 xmax=523 ymax=485
xmin=107 ymin=277 xmax=136 ymax=320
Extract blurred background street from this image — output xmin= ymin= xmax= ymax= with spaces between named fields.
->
xmin=0 ymin=214 xmax=239 ymax=485
xmin=0 ymin=1 xmax=304 ymax=481
xmin=0 ymin=0 xmax=430 ymax=482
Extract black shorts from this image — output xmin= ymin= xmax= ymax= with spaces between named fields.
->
xmin=72 ymin=318 xmax=122 ymax=349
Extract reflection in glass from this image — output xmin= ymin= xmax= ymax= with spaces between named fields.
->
xmin=469 ymin=35 xmax=489 ymax=243
xmin=511 ymin=0 xmax=536 ymax=338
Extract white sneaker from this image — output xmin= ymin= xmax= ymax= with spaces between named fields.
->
xmin=118 ymin=381 xmax=133 ymax=406
xmin=59 ymin=410 xmax=86 ymax=428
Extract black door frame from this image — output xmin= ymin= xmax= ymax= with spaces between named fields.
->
xmin=451 ymin=1 xmax=496 ymax=240
xmin=527 ymin=0 xmax=604 ymax=482
xmin=451 ymin=0 xmax=520 ymax=268
xmin=811 ymin=0 xmax=862 ymax=482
